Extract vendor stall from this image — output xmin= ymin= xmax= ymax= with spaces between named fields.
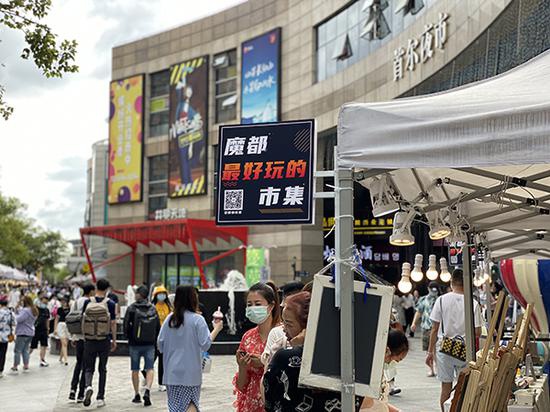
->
xmin=333 ymin=49 xmax=550 ymax=410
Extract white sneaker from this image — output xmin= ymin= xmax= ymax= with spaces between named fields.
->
xmin=97 ymin=399 xmax=106 ymax=408
xmin=158 ymin=385 xmax=166 ymax=392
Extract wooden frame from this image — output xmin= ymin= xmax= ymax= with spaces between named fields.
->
xmin=299 ymin=274 xmax=394 ymax=397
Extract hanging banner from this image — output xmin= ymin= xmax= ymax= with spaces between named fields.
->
xmin=241 ymin=28 xmax=281 ymax=124
xmin=216 ymin=119 xmax=315 ymax=225
xmin=169 ymin=56 xmax=208 ymax=197
xmin=108 ymin=75 xmax=144 ymax=204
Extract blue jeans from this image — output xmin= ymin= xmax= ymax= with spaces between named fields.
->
xmin=129 ymin=345 xmax=155 ymax=371
xmin=14 ymin=335 xmax=33 ymax=367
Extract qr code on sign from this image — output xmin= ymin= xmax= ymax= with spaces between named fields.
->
xmin=224 ymin=189 xmax=244 ymax=211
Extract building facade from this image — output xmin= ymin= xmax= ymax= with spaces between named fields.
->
xmin=84 ymin=140 xmax=109 ymax=275
xmin=98 ymin=0 xmax=550 ymax=290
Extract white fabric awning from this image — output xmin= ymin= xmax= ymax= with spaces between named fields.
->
xmin=338 ymin=50 xmax=550 ymax=170
xmin=337 ymin=49 xmax=550 ymax=260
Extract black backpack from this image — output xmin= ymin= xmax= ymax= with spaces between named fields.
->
xmin=132 ymin=304 xmax=159 ymax=345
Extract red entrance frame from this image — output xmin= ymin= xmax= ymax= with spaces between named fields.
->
xmin=79 ymin=219 xmax=248 ymax=288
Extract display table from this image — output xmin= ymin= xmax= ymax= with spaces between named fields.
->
xmin=508 ymin=374 xmax=549 ymax=412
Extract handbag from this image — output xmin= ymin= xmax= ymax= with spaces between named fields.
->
xmin=438 ymin=299 xmax=467 ymax=362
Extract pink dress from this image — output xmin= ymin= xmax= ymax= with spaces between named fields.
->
xmin=233 ymin=327 xmax=266 ymax=412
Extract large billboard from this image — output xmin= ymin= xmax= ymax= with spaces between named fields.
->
xmin=241 ymin=28 xmax=281 ymax=124
xmin=108 ymin=75 xmax=144 ymax=204
xmin=216 ymin=120 xmax=316 ymax=225
xmin=169 ymin=56 xmax=209 ymax=197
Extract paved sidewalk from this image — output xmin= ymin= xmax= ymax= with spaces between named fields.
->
xmin=0 ymin=336 xmax=441 ymax=411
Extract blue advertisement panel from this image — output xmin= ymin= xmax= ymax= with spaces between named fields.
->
xmin=241 ymin=28 xmax=281 ymax=124
xmin=216 ymin=120 xmax=315 ymax=225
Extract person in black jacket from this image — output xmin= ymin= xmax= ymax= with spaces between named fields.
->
xmin=30 ymin=295 xmax=50 ymax=367
xmin=123 ymin=286 xmax=160 ymax=407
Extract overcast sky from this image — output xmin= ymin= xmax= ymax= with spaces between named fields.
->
xmin=0 ymin=0 xmax=245 ymax=240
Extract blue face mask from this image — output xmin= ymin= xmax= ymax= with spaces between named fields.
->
xmin=245 ymin=305 xmax=270 ymax=325
xmin=39 ymin=303 xmax=48 ymax=309
xmin=157 ymin=294 xmax=166 ymax=302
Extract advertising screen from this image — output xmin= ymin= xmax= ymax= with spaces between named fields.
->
xmin=168 ymin=56 xmax=209 ymax=197
xmin=108 ymin=75 xmax=144 ymax=204
xmin=241 ymin=28 xmax=281 ymax=124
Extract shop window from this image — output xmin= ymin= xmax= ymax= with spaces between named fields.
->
xmin=213 ymin=49 xmax=237 ymax=123
xmin=148 ymin=155 xmax=168 ymax=219
xmin=148 ymin=70 xmax=169 ymax=137
xmin=148 ymin=254 xmax=165 ymax=287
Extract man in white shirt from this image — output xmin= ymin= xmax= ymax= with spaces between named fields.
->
xmin=427 ymin=269 xmax=482 ymax=411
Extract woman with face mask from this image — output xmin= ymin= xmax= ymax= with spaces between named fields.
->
xmin=233 ymin=282 xmax=280 ymax=412
xmin=360 ymin=329 xmax=409 ymax=412
xmin=152 ymin=286 xmax=172 ymax=391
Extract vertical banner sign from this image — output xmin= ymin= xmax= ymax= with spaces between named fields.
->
xmin=216 ymin=120 xmax=315 ymax=225
xmin=241 ymin=28 xmax=281 ymax=124
xmin=169 ymin=56 xmax=208 ymax=197
xmin=108 ymin=75 xmax=144 ymax=204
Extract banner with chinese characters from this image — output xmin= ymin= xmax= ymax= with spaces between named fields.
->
xmin=168 ymin=56 xmax=208 ymax=197
xmin=108 ymin=75 xmax=144 ymax=204
xmin=216 ymin=120 xmax=315 ymax=225
xmin=241 ymin=28 xmax=281 ymax=124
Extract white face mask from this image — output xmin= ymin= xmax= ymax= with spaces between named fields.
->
xmin=157 ymin=294 xmax=167 ymax=302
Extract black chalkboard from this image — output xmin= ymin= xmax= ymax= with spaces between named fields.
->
xmin=310 ymin=288 xmax=382 ymax=385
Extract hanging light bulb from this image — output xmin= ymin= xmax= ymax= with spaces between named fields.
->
xmin=410 ymin=254 xmax=424 ymax=282
xmin=483 ymin=261 xmax=491 ymax=282
xmin=473 ymin=267 xmax=484 ymax=287
xmin=428 ymin=210 xmax=451 ymax=240
xmin=390 ymin=210 xmax=415 ymax=246
xmin=426 ymin=254 xmax=439 ymax=280
xmin=398 ymin=262 xmax=413 ymax=293
xmin=439 ymin=257 xmax=452 ymax=283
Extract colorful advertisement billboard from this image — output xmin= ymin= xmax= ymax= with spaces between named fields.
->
xmin=216 ymin=120 xmax=316 ymax=225
xmin=108 ymin=75 xmax=144 ymax=204
xmin=168 ymin=56 xmax=209 ymax=197
xmin=241 ymin=28 xmax=281 ymax=124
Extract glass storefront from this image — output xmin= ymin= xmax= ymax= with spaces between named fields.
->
xmin=146 ymin=252 xmax=235 ymax=291
xmin=402 ymin=0 xmax=550 ymax=97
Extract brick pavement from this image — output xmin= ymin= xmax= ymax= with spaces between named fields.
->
xmin=0 ymin=336 xmax=441 ymax=411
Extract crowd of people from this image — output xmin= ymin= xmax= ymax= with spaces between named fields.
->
xmin=0 ymin=267 xmax=491 ymax=412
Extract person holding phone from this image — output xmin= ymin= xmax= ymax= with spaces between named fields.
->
xmin=233 ymin=282 xmax=280 ymax=412
xmin=157 ymin=285 xmax=223 ymax=412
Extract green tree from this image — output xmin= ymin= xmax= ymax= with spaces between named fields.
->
xmin=0 ymin=0 xmax=78 ymax=119
xmin=0 ymin=191 xmax=68 ymax=273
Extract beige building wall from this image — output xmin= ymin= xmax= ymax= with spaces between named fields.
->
xmin=106 ymin=0 xmax=513 ymax=288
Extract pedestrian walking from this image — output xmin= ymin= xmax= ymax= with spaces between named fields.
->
xmin=402 ymin=292 xmax=416 ymax=337
xmin=82 ymin=279 xmax=118 ymax=408
xmin=411 ymin=281 xmax=439 ymax=377
xmin=0 ymin=295 xmax=15 ymax=378
xmin=54 ymin=295 xmax=71 ymax=365
xmin=233 ymin=282 xmax=280 ymax=412
xmin=68 ymin=283 xmax=95 ymax=403
xmin=30 ymin=294 xmax=50 ymax=367
xmin=11 ymin=295 xmax=38 ymax=373
xmin=157 ymin=285 xmax=223 ymax=412
xmin=151 ymin=285 xmax=172 ymax=392
xmin=124 ymin=285 xmax=160 ymax=406
xmin=426 ymin=269 xmax=483 ymax=411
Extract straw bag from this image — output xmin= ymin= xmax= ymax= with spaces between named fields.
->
xmin=438 ymin=299 xmax=467 ymax=362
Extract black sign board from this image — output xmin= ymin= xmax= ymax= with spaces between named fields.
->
xmin=216 ymin=120 xmax=315 ymax=225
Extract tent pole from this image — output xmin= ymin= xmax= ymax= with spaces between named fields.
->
xmin=463 ymin=232 xmax=476 ymax=362
xmin=334 ymin=145 xmax=355 ymax=412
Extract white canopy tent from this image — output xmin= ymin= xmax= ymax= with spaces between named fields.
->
xmin=332 ymin=49 xmax=550 ymax=410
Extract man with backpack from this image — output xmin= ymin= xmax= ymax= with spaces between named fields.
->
xmin=81 ymin=279 xmax=117 ymax=408
xmin=66 ymin=283 xmax=95 ymax=403
xmin=123 ymin=285 xmax=160 ymax=407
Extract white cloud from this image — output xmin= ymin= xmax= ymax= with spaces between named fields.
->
xmin=0 ymin=0 xmax=246 ymax=239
